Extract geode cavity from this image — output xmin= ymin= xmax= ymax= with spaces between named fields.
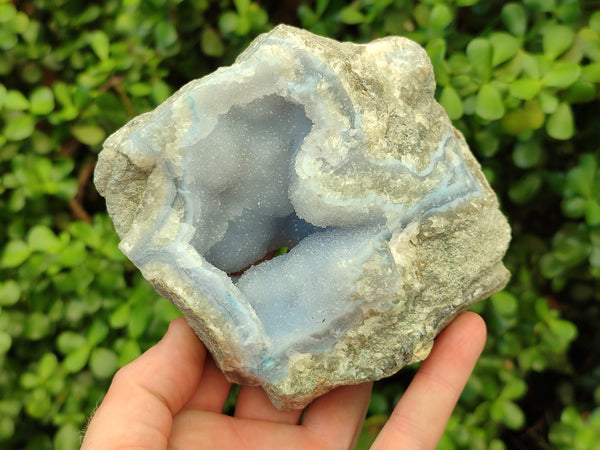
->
xmin=94 ymin=25 xmax=511 ymax=410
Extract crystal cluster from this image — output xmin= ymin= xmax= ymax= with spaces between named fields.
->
xmin=94 ymin=25 xmax=511 ymax=409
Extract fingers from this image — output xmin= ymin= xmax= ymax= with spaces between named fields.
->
xmin=171 ymin=383 xmax=372 ymax=449
xmin=303 ymin=382 xmax=373 ymax=448
xmin=235 ymin=385 xmax=304 ymax=424
xmin=81 ymin=318 xmax=207 ymax=450
xmin=182 ymin=355 xmax=232 ymax=413
xmin=170 ymin=409 xmax=316 ymax=449
xmin=372 ymin=312 xmax=487 ymax=450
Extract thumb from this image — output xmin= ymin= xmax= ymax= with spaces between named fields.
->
xmin=81 ymin=318 xmax=207 ymax=449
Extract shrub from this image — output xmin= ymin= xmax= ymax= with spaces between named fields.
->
xmin=1 ymin=0 xmax=598 ymax=448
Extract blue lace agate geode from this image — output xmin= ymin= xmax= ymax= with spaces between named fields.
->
xmin=94 ymin=25 xmax=511 ymax=409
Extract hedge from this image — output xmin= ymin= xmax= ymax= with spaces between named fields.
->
xmin=0 ymin=0 xmax=599 ymax=448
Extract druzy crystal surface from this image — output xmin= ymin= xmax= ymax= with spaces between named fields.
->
xmin=94 ymin=25 xmax=511 ymax=409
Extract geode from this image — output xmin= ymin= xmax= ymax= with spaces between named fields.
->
xmin=94 ymin=25 xmax=511 ymax=410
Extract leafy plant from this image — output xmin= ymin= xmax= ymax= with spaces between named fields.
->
xmin=1 ymin=0 xmax=599 ymax=448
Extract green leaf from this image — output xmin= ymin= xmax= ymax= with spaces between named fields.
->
xmin=87 ymin=319 xmax=109 ymax=346
xmin=553 ymin=236 xmax=588 ymax=265
xmin=20 ymin=372 xmax=39 ymax=389
xmin=429 ymin=4 xmax=453 ymax=31
xmin=475 ymin=84 xmax=505 ymax=121
xmin=562 ymin=196 xmax=587 ymax=218
xmin=154 ymin=21 xmax=177 ymax=49
xmin=4 ymin=90 xmax=30 ymax=110
xmin=582 ymin=41 xmax=600 ymax=63
xmin=316 ymin=0 xmax=329 ymax=16
xmin=500 ymin=378 xmax=527 ymax=400
xmin=71 ymin=124 xmax=106 ymax=146
xmin=560 ymin=406 xmax=583 ymax=428
xmin=503 ymin=400 xmax=526 ymax=429
xmin=234 ymin=15 xmax=250 ymax=36
xmin=128 ymin=302 xmax=151 ymax=339
xmin=53 ymin=82 xmax=72 ymax=107
xmin=546 ymin=317 xmax=578 ymax=343
xmin=57 ymin=242 xmax=86 ymax=267
xmin=474 ymin=129 xmax=500 ymax=157
xmin=90 ymin=348 xmax=118 ymax=378
xmin=581 ymin=62 xmax=600 ymax=83
xmin=233 ymin=0 xmax=250 ymax=14
xmin=578 ymin=154 xmax=598 ymax=187
xmin=127 ymin=82 xmax=151 ymax=97
xmin=275 ymin=246 xmax=289 ymax=257
xmin=4 ymin=114 xmax=35 ymax=141
xmin=467 ymin=38 xmax=493 ymax=82
xmin=0 ymin=28 xmax=17 ymax=51
xmin=118 ymin=340 xmax=142 ymax=367
xmin=0 ymin=4 xmax=16 ymax=23
xmin=25 ymin=388 xmax=51 ymax=419
xmin=509 ymin=79 xmax=541 ymax=100
xmin=56 ymin=331 xmax=87 ymax=354
xmin=508 ymin=172 xmax=542 ymax=204
xmin=69 ymin=221 xmax=101 ymax=248
xmin=27 ymin=225 xmax=61 ymax=252
xmin=543 ymin=25 xmax=575 ymax=59
xmin=546 ymin=102 xmax=574 ymax=140
xmin=538 ymin=90 xmax=559 ymax=113
xmin=63 ymin=345 xmax=90 ymax=373
xmin=426 ymin=37 xmax=446 ymax=67
xmin=501 ymin=100 xmax=545 ymax=135
xmin=502 ymin=3 xmax=527 ymax=36
xmin=0 ymin=280 xmax=21 ymax=306
xmin=109 ymin=303 xmax=131 ymax=328
xmin=339 ymin=7 xmax=364 ymax=25
xmin=490 ymin=32 xmax=521 ymax=66
xmin=1 ymin=240 xmax=32 ymax=268
xmin=565 ymin=80 xmax=596 ymax=104
xmin=491 ymin=291 xmax=518 ymax=316
xmin=0 ymin=83 xmax=6 ymax=109
xmin=591 ymin=11 xmax=600 ymax=35
xmin=218 ymin=11 xmax=238 ymax=35
xmin=0 ymin=331 xmax=12 ymax=354
xmin=542 ymin=62 xmax=581 ymax=89
xmin=88 ymin=30 xmax=110 ymax=60
xmin=513 ymin=140 xmax=542 ymax=168
xmin=29 ymin=87 xmax=54 ymax=115
xmin=74 ymin=5 xmax=102 ymax=26
xmin=38 ymin=353 xmax=58 ymax=380
xmin=154 ymin=297 xmax=182 ymax=323
xmin=555 ymin=1 xmax=580 ymax=23
xmin=0 ymin=414 xmax=15 ymax=441
xmin=201 ymin=28 xmax=225 ymax=57
xmin=24 ymin=312 xmax=51 ymax=340
xmin=439 ymin=85 xmax=463 ymax=120
xmin=7 ymin=11 xmax=28 ymax=34
xmin=585 ymin=199 xmax=600 ymax=226
xmin=53 ymin=424 xmax=81 ymax=450
xmin=413 ymin=4 xmax=429 ymax=28
xmin=151 ymin=80 xmax=172 ymax=104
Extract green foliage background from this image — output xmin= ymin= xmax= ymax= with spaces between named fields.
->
xmin=1 ymin=0 xmax=599 ymax=448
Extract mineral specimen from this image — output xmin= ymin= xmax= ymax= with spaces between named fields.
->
xmin=94 ymin=25 xmax=511 ymax=410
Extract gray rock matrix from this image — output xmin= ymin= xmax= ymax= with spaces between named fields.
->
xmin=94 ymin=25 xmax=511 ymax=410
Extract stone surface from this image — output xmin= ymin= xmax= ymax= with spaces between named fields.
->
xmin=94 ymin=25 xmax=511 ymax=410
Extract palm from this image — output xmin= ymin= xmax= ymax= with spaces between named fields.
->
xmin=82 ymin=313 xmax=486 ymax=450
xmin=168 ymin=359 xmax=371 ymax=449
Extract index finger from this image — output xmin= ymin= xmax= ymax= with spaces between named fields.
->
xmin=372 ymin=312 xmax=487 ymax=449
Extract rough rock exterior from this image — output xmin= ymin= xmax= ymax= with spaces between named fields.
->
xmin=94 ymin=25 xmax=511 ymax=410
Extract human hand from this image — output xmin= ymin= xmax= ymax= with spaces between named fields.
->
xmin=81 ymin=312 xmax=486 ymax=449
